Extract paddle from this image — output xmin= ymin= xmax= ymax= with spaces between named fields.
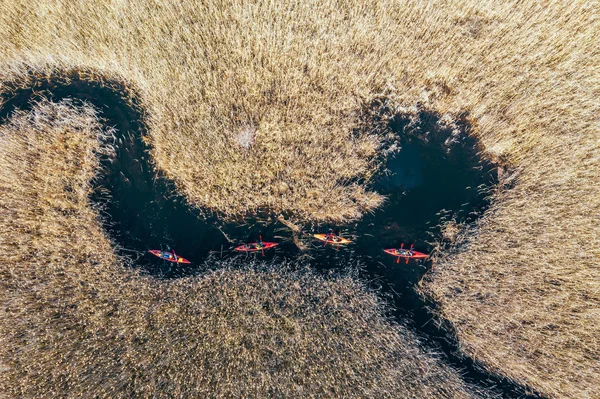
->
xmin=397 ymin=243 xmax=404 ymax=264
xmin=260 ymin=235 xmax=264 ymax=257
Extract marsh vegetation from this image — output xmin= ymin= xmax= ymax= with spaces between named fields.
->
xmin=0 ymin=1 xmax=599 ymax=398
xmin=0 ymin=100 xmax=497 ymax=398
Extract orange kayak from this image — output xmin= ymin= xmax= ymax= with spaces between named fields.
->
xmin=313 ymin=233 xmax=352 ymax=245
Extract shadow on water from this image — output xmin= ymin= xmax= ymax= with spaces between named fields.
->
xmin=0 ymin=74 xmax=542 ymax=398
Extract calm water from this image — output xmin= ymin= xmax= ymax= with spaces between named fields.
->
xmin=98 ymin=112 xmax=496 ymax=278
xmin=1 ymin=76 xmax=541 ymax=398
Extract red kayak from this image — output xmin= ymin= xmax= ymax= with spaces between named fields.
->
xmin=234 ymin=242 xmax=278 ymax=252
xmin=148 ymin=249 xmax=191 ymax=264
xmin=383 ymin=244 xmax=429 ymax=264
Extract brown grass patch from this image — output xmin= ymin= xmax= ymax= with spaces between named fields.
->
xmin=0 ymin=1 xmax=599 ymax=397
xmin=422 ymin=135 xmax=600 ymax=398
xmin=0 ymin=99 xmax=487 ymax=398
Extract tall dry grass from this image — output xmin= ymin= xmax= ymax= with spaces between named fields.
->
xmin=0 ymin=0 xmax=599 ymax=397
xmin=422 ymin=134 xmax=600 ymax=398
xmin=0 ymin=99 xmax=489 ymax=397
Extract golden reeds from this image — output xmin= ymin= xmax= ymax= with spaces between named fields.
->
xmin=0 ymin=99 xmax=485 ymax=398
xmin=0 ymin=1 xmax=599 ymax=397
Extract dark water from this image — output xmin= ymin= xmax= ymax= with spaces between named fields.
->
xmin=0 ymin=75 xmax=542 ymax=398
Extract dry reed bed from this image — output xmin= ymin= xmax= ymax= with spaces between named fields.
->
xmin=0 ymin=99 xmax=488 ymax=397
xmin=0 ymin=1 xmax=599 ymax=397
xmin=423 ymin=135 xmax=600 ymax=399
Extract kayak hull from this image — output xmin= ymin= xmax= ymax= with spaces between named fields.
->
xmin=313 ymin=233 xmax=352 ymax=245
xmin=234 ymin=242 xmax=278 ymax=252
xmin=149 ymin=250 xmax=191 ymax=264
xmin=383 ymin=248 xmax=429 ymax=260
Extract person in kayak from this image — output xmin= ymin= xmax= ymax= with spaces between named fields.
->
xmin=326 ymin=230 xmax=342 ymax=243
xmin=393 ymin=248 xmax=412 ymax=256
xmin=162 ymin=250 xmax=178 ymax=261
